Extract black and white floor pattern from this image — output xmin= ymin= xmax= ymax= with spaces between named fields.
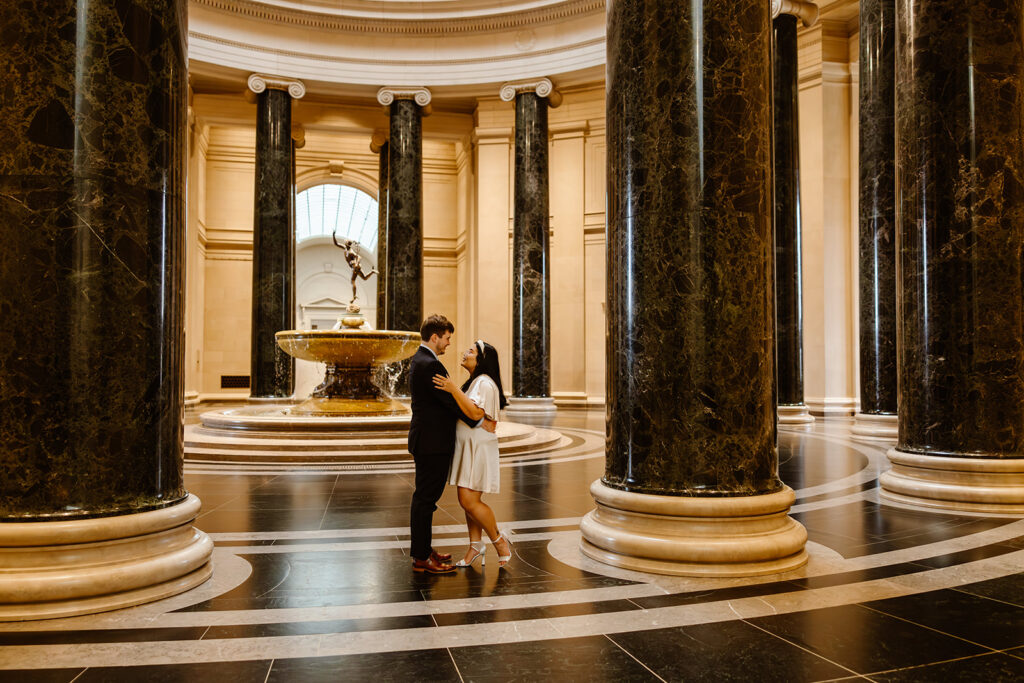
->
xmin=2 ymin=412 xmax=1023 ymax=682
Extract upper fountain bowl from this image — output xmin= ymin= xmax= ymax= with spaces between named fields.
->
xmin=275 ymin=330 xmax=421 ymax=366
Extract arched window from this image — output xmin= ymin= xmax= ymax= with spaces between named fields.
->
xmin=296 ymin=183 xmax=379 ymax=252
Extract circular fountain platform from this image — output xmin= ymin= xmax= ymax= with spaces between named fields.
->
xmin=185 ymin=405 xmax=567 ymax=472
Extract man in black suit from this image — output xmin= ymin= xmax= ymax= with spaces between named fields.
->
xmin=408 ymin=314 xmax=495 ymax=573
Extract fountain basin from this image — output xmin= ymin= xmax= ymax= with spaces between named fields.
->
xmin=275 ymin=329 xmax=420 ymax=416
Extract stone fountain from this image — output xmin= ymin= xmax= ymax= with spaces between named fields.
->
xmin=276 ymin=304 xmax=418 ymax=417
xmin=186 ymin=301 xmax=563 ymax=471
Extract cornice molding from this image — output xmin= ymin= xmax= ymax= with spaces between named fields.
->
xmin=376 ymin=87 xmax=432 ymax=107
xmin=192 ymin=0 xmax=603 ymax=36
xmin=246 ymin=73 xmax=306 ymax=98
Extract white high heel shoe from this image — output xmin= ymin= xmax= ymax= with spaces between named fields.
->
xmin=493 ymin=533 xmax=512 ymax=567
xmin=455 ymin=541 xmax=486 ymax=567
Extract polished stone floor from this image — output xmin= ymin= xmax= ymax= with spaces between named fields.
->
xmin=2 ymin=410 xmax=1023 ymax=681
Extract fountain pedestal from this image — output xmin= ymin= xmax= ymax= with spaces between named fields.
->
xmin=275 ymin=313 xmax=420 ymax=417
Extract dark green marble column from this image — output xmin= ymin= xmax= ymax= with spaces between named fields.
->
xmin=511 ymin=89 xmax=551 ymax=400
xmin=0 ymin=0 xmax=189 ymax=519
xmin=772 ymin=10 xmax=813 ymax=426
xmin=0 ymin=0 xmax=212 ymax=618
xmin=881 ymin=0 xmax=1024 ymax=511
xmin=604 ymin=0 xmax=780 ymax=497
xmin=372 ymin=135 xmax=389 ymax=327
xmin=853 ymin=0 xmax=898 ymax=441
xmin=248 ymin=77 xmax=303 ymax=399
xmin=581 ymin=0 xmax=806 ymax=577
xmin=381 ymin=95 xmax=424 ymax=333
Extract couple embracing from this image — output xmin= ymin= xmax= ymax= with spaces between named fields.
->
xmin=408 ymin=314 xmax=513 ymax=574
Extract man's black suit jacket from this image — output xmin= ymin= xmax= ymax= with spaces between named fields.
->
xmin=407 ymin=346 xmax=476 ymax=457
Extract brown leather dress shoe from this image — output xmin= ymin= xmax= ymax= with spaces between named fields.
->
xmin=412 ymin=555 xmax=455 ymax=574
xmin=431 ymin=550 xmax=452 ymax=563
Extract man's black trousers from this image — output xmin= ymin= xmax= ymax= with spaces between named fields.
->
xmin=410 ymin=451 xmax=452 ymax=561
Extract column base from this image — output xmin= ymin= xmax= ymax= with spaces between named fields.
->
xmin=851 ymin=412 xmax=898 ymax=443
xmin=0 ymin=494 xmax=213 ymax=621
xmin=184 ymin=390 xmax=200 ymax=408
xmin=580 ymin=481 xmax=808 ymax=577
xmin=248 ymin=395 xmax=298 ymax=404
xmin=880 ymin=449 xmax=1024 ymax=513
xmin=503 ymin=397 xmax=557 ymax=419
xmin=778 ymin=404 xmax=815 ymax=427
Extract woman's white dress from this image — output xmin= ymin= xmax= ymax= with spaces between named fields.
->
xmin=448 ymin=375 xmax=501 ymax=493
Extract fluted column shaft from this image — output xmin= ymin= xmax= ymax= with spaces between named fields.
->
xmin=0 ymin=0 xmax=188 ymax=518
xmin=894 ymin=0 xmax=1024 ymax=456
xmin=385 ymin=100 xmax=423 ymax=333
xmin=858 ymin=0 xmax=898 ymax=416
xmin=605 ymin=0 xmax=780 ymax=495
xmin=772 ymin=13 xmax=806 ymax=408
xmin=250 ymin=88 xmax=295 ymax=398
xmin=512 ymin=92 xmax=551 ymax=398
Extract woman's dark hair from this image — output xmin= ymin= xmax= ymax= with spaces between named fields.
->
xmin=462 ymin=340 xmax=509 ymax=409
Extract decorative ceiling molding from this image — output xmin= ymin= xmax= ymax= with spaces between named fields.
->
xmin=191 ymin=32 xmax=603 ymax=69
xmin=188 ymin=32 xmax=605 ymax=88
xmin=191 ymin=0 xmax=604 ymax=36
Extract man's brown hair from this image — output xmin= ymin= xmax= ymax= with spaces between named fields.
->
xmin=420 ymin=314 xmax=454 ymax=341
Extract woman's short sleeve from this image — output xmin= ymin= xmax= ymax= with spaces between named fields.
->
xmin=468 ymin=376 xmax=500 ymax=417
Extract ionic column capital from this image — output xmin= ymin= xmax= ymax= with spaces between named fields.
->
xmin=771 ymin=0 xmax=818 ymax=27
xmin=376 ymin=87 xmax=432 ymax=107
xmin=499 ymin=78 xmax=562 ymax=107
xmin=247 ymin=74 xmax=306 ymax=99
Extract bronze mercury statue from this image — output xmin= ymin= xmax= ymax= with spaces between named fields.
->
xmin=332 ymin=232 xmax=379 ymax=305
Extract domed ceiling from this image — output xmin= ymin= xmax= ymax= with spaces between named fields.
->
xmin=188 ymin=0 xmax=605 ymax=103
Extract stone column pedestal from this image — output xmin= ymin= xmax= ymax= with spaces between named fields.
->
xmin=882 ymin=452 xmax=1024 ymax=513
xmin=0 ymin=496 xmax=212 ymax=621
xmin=851 ymin=412 xmax=898 ymax=443
xmin=582 ymin=482 xmax=807 ymax=577
xmin=778 ymin=404 xmax=815 ymax=427
xmin=503 ymin=397 xmax=557 ymax=419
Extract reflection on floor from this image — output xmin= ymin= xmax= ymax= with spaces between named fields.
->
xmin=2 ymin=410 xmax=1023 ymax=682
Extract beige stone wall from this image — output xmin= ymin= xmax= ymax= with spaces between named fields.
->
xmin=185 ymin=53 xmax=859 ymax=414
xmin=798 ymin=18 xmax=860 ymax=417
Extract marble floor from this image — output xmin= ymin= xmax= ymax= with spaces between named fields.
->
xmin=2 ymin=410 xmax=1023 ymax=682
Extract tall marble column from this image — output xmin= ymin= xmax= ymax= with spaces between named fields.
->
xmin=852 ymin=0 xmax=899 ymax=443
xmin=881 ymin=0 xmax=1024 ymax=511
xmin=581 ymin=0 xmax=807 ymax=576
xmin=371 ymin=131 xmax=389 ymax=327
xmin=0 ymin=0 xmax=212 ymax=620
xmin=376 ymin=87 xmax=429 ymax=335
xmin=500 ymin=79 xmax=561 ymax=419
xmin=247 ymin=74 xmax=303 ymax=400
xmin=772 ymin=1 xmax=818 ymax=427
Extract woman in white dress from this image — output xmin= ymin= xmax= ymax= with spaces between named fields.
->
xmin=432 ymin=340 xmax=512 ymax=568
